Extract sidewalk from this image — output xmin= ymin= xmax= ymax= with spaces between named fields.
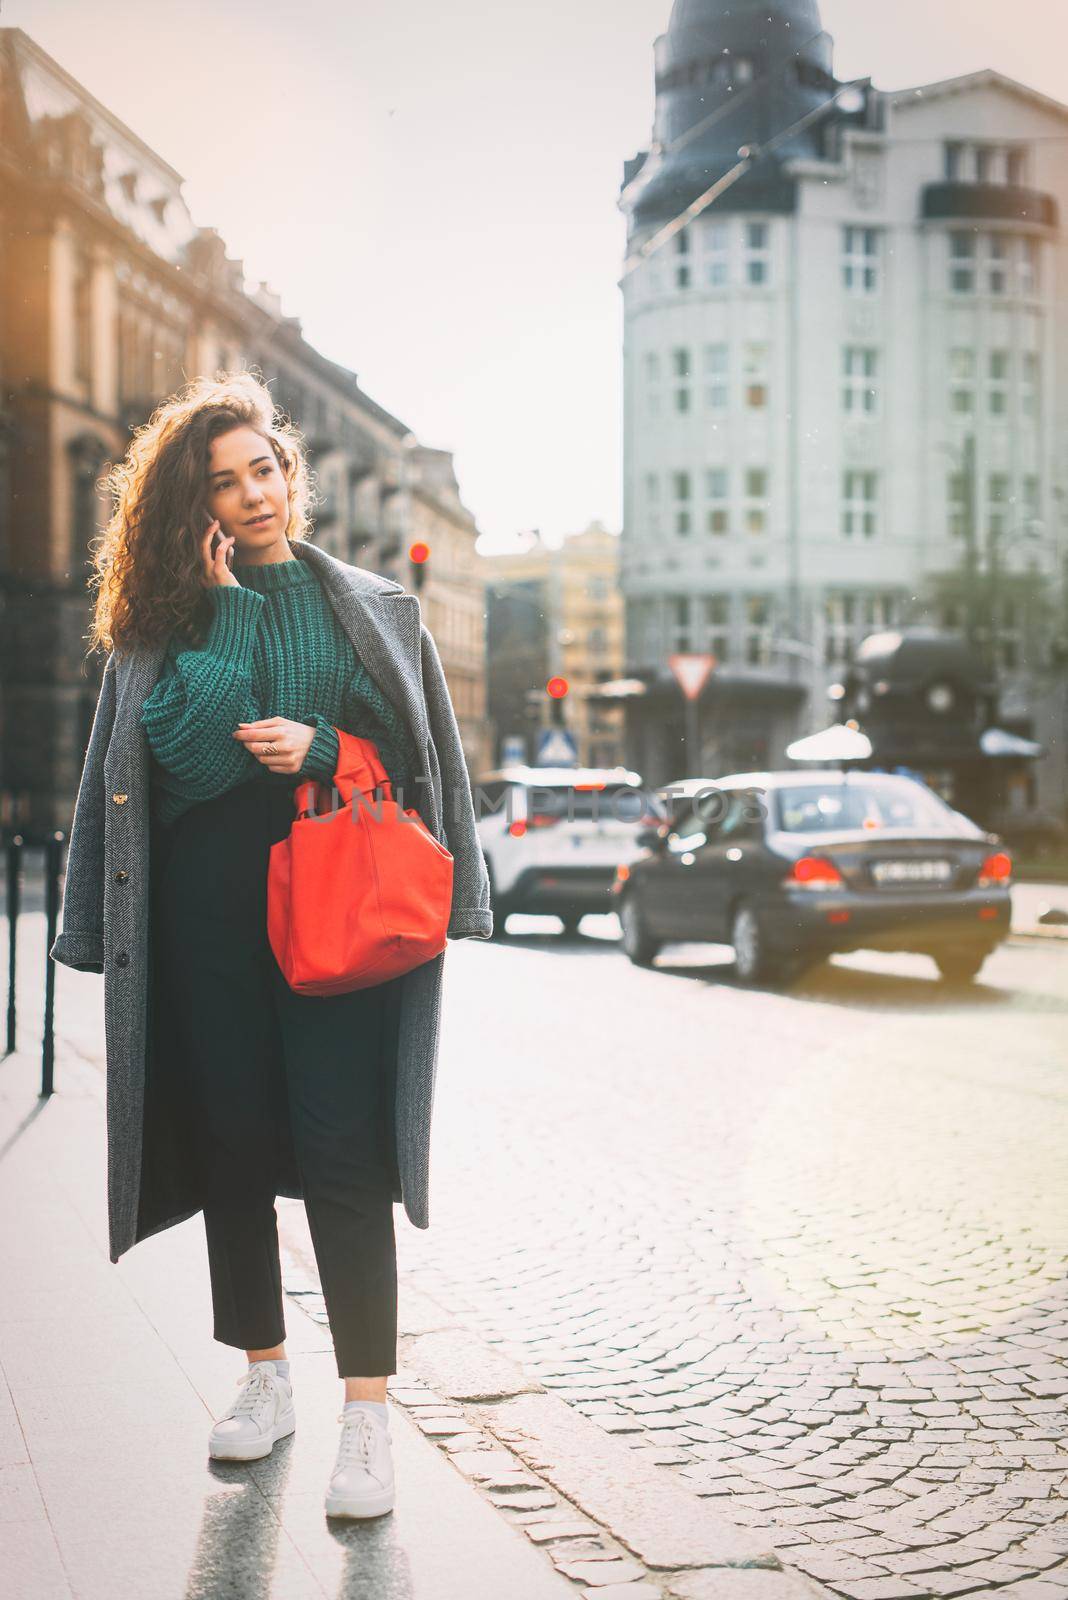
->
xmin=0 ymin=1026 xmax=577 ymax=1599
xmin=4 ymin=919 xmax=821 ymax=1600
xmin=1010 ymin=881 xmax=1068 ymax=940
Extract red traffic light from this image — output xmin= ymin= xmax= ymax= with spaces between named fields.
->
xmin=546 ymin=675 xmax=569 ymax=699
xmin=408 ymin=541 xmax=430 ymax=564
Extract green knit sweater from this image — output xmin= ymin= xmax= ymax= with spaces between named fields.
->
xmin=140 ymin=553 xmax=418 ymax=827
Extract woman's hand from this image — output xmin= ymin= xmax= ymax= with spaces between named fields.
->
xmin=201 ymin=520 xmax=240 ymax=589
xmin=233 ymin=717 xmax=316 ymax=772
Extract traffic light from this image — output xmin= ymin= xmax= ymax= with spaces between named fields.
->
xmin=407 ymin=540 xmax=430 ymax=594
xmin=546 ymin=675 xmax=569 ymax=727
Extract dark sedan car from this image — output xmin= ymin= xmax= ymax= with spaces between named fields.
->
xmin=611 ymin=771 xmax=1012 ymax=984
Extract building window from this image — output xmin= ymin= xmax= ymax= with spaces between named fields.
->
xmin=644 ymin=351 xmax=662 ymax=418
xmin=842 ymin=471 xmax=878 ymax=538
xmin=744 ymin=221 xmax=770 ymax=286
xmin=675 ymin=228 xmax=691 ymax=290
xmin=950 ymin=232 xmax=1039 ymax=297
xmin=743 ymin=468 xmax=768 ymax=534
xmin=947 ymin=472 xmax=968 ymax=539
xmin=948 ymin=348 xmax=976 ymax=415
xmin=842 ymin=346 xmax=878 ymax=415
xmin=1023 ymin=474 xmax=1041 ymax=527
xmin=672 ymin=346 xmax=692 ymax=413
xmin=744 ymin=595 xmax=772 ymax=666
xmin=743 ymin=342 xmax=769 ymax=408
xmin=842 ymin=226 xmax=880 ymax=294
xmin=703 ymin=595 xmax=731 ymax=660
xmin=69 ymin=435 xmax=108 ymax=560
xmin=1018 ymin=237 xmax=1039 ymax=296
xmin=644 ymin=472 xmax=661 ymax=536
xmin=73 ymin=247 xmax=92 ymax=385
xmin=824 ymin=593 xmax=857 ymax=665
xmin=975 ymin=145 xmax=1000 ymax=184
xmin=993 ymin=599 xmax=1021 ymax=671
xmin=941 ymin=142 xmax=1031 ymax=186
xmin=672 ymin=471 xmax=692 ymax=536
xmin=863 ymin=592 xmax=897 ymax=629
xmin=986 ymin=473 xmax=1009 ymax=541
xmin=588 ymin=626 xmax=607 ymax=657
xmin=987 ymin=350 xmax=1010 ymax=417
xmin=949 ymin=231 xmax=977 ymax=293
xmin=705 ymin=219 xmax=729 ymax=286
xmin=705 ymin=468 xmax=730 ymax=535
xmin=669 ymin=596 xmax=692 ymax=651
xmin=704 ymin=343 xmax=729 ymax=410
xmin=588 ymin=575 xmax=609 ymax=602
xmin=987 ymin=234 xmax=1009 ymax=294
xmin=1021 ymin=351 xmax=1040 ymax=418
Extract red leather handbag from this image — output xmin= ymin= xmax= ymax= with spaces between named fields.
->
xmin=267 ymin=728 xmax=453 ymax=995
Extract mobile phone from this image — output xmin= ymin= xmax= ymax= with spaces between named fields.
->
xmin=209 ymin=525 xmax=234 ymax=570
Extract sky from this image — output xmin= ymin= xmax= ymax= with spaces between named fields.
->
xmin=4 ymin=0 xmax=1063 ymax=550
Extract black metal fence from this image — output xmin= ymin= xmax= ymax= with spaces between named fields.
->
xmin=2 ymin=824 xmax=66 ymax=1095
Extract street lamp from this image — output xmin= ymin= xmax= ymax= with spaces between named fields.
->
xmin=936 ymin=435 xmax=982 ymax=655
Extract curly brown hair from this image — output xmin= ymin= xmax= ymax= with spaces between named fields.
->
xmin=86 ymin=370 xmax=315 ymax=658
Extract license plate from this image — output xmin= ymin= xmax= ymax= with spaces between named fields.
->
xmin=871 ymin=858 xmax=952 ymax=884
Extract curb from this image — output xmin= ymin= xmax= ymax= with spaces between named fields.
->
xmin=279 ymin=1233 xmax=828 ymax=1600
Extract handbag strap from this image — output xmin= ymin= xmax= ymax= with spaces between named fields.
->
xmin=293 ymin=727 xmax=393 ymax=821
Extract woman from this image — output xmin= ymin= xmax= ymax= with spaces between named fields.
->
xmin=49 ymin=371 xmax=492 ymax=1520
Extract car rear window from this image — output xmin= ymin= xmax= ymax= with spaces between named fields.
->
xmin=774 ymin=781 xmax=959 ymax=834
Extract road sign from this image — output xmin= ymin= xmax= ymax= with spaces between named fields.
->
xmin=500 ymin=735 xmax=526 ymax=765
xmin=668 ymin=653 xmax=716 ymax=701
xmin=535 ymin=726 xmax=579 ymax=766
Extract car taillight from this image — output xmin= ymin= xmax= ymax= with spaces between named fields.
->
xmin=615 ymin=863 xmax=630 ymax=882
xmin=508 ymin=814 xmax=559 ymax=837
xmin=978 ymin=850 xmax=1012 ymax=888
xmin=785 ymin=855 xmax=844 ymax=891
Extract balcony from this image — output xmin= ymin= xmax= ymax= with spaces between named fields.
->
xmin=921 ymin=182 xmax=1056 ymax=228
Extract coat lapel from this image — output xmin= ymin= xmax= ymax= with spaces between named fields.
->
xmin=293 ymin=542 xmax=430 ymax=753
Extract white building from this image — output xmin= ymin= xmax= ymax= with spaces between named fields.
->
xmin=619 ymin=0 xmax=1067 ymax=812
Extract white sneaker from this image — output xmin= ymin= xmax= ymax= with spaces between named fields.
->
xmin=324 ymin=1406 xmax=395 ymax=1518
xmin=208 ymin=1362 xmax=296 ymax=1462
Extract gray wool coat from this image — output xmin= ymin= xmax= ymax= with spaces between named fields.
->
xmin=49 ymin=539 xmax=492 ymax=1264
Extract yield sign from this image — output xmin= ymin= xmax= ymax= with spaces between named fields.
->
xmin=668 ymin=653 xmax=716 ymax=701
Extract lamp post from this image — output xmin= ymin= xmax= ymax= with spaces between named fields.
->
xmin=936 ymin=434 xmax=982 ymax=656
xmin=981 ymin=517 xmax=1046 ymax=676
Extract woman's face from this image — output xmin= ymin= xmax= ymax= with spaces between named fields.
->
xmin=206 ymin=426 xmax=291 ymax=554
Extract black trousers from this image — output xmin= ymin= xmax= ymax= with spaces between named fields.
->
xmin=153 ymin=775 xmax=398 ymax=1378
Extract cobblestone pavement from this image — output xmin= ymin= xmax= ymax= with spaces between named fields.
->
xmin=393 ymin=923 xmax=1068 ymax=1599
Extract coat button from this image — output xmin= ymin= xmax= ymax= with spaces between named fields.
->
xmin=112 ymin=792 xmax=128 ymax=805
xmin=114 ymin=869 xmax=129 ymax=883
xmin=115 ymin=951 xmax=129 ymax=967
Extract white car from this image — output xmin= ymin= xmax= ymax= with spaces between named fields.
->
xmin=474 ymin=764 xmax=656 ymax=935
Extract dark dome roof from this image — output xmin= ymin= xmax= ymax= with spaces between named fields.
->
xmin=670 ymin=0 xmax=823 ymax=31
xmin=624 ymin=0 xmax=835 ymax=229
